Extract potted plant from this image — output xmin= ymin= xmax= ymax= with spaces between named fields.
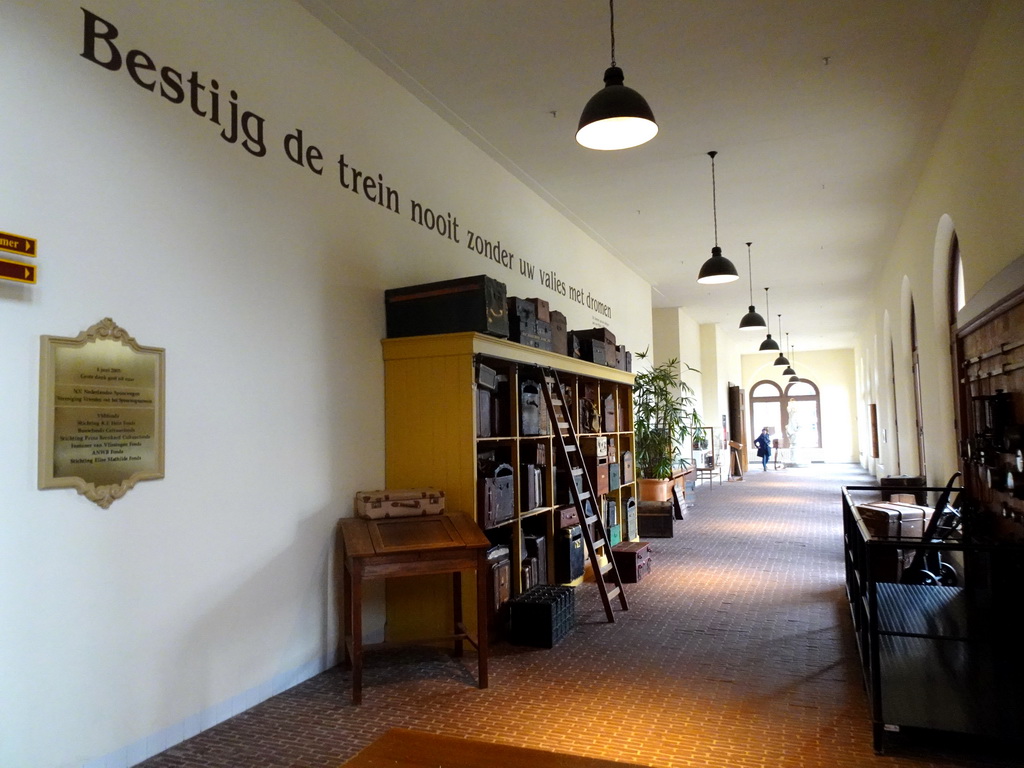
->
xmin=632 ymin=351 xmax=701 ymax=501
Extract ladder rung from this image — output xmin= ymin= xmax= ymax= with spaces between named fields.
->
xmin=577 ymin=492 xmax=591 ymax=502
xmin=592 ymin=538 xmax=606 ymax=549
xmin=605 ymin=585 xmax=621 ymax=601
xmin=566 ymin=445 xmax=577 ymax=453
xmin=583 ymin=514 xmax=598 ymax=524
xmin=556 ymin=421 xmax=569 ymax=430
xmin=598 ymin=561 xmax=614 ymax=575
xmin=571 ymin=468 xmax=583 ymax=475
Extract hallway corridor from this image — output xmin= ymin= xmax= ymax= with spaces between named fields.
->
xmin=140 ymin=464 xmax=1019 ymax=768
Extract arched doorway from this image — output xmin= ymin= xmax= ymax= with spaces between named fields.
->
xmin=749 ymin=378 xmax=822 ymax=453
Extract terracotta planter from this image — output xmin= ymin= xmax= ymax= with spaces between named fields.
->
xmin=638 ymin=477 xmax=674 ymax=502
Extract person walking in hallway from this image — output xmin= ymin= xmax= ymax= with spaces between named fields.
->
xmin=754 ymin=427 xmax=772 ymax=471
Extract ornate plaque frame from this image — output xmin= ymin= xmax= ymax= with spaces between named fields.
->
xmin=39 ymin=318 xmax=165 ymax=508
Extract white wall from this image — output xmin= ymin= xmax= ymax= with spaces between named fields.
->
xmin=0 ymin=2 xmax=653 ymax=766
xmin=856 ymin=0 xmax=1024 ymax=485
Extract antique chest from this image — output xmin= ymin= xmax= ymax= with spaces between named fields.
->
xmin=549 ymin=310 xmax=568 ymax=355
xmin=385 ymin=274 xmax=508 ymax=338
xmin=638 ymin=500 xmax=674 ymax=538
xmin=526 ymin=297 xmax=550 ymax=322
xmin=354 ymin=488 xmax=445 ymax=519
xmin=609 ymin=541 xmax=652 ymax=583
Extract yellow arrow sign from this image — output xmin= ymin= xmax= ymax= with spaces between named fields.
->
xmin=0 ymin=231 xmax=37 ymax=257
xmin=0 ymin=257 xmax=37 ymax=284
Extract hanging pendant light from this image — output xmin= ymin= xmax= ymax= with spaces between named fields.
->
xmin=758 ymin=287 xmax=780 ymax=351
xmin=782 ymin=333 xmax=797 ymax=376
xmin=789 ymin=345 xmax=800 ymax=382
xmin=773 ymin=315 xmax=790 ymax=366
xmin=576 ymin=0 xmax=658 ymax=150
xmin=697 ymin=151 xmax=739 ymax=284
xmin=738 ymin=241 xmax=767 ymax=330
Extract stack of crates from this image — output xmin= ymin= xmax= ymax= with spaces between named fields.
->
xmin=507 ymin=585 xmax=575 ymax=648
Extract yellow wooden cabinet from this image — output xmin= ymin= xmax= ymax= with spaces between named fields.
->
xmin=381 ymin=332 xmax=635 ymax=641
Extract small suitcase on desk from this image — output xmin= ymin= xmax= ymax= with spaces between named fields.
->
xmin=354 ymin=488 xmax=445 ymax=519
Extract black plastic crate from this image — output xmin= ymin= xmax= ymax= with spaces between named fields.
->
xmin=508 ymin=585 xmax=575 ymax=648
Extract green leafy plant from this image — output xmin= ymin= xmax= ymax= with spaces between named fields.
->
xmin=632 ymin=351 xmax=701 ymax=480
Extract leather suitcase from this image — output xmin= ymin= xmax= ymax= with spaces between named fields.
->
xmin=521 ymin=464 xmax=544 ymax=511
xmin=608 ymin=541 xmax=652 ymax=583
xmin=524 ymin=534 xmax=548 ymax=586
xmin=638 ymin=500 xmax=674 ymax=538
xmin=507 ymin=297 xmax=536 ymax=325
xmin=608 ymin=462 xmax=620 ymax=491
xmin=354 ymin=488 xmax=445 ymax=519
xmin=584 ymin=455 xmax=609 ymax=496
xmin=623 ymin=496 xmax=637 ymax=540
xmin=572 ymin=327 xmax=617 ymax=347
xmin=575 ymin=336 xmax=608 ymax=366
xmin=487 ymin=545 xmax=511 ymax=612
xmin=526 ymin=297 xmax=550 ymax=322
xmin=557 ymin=505 xmax=580 ymax=529
xmin=556 ymin=524 xmax=585 ymax=583
xmin=621 ymin=451 xmax=634 ymax=484
xmin=480 ymin=463 xmax=515 ymax=528
xmin=605 ymin=498 xmax=618 ymax=528
xmin=520 ymin=379 xmax=543 ymax=436
xmin=520 ymin=441 xmax=547 ymax=466
xmin=856 ymin=502 xmax=932 ymax=539
xmin=534 ymin=319 xmax=553 ymax=351
xmin=602 ymin=394 xmax=616 ymax=432
xmin=582 ymin=436 xmax=608 ymax=457
xmin=476 ymin=388 xmax=493 ymax=438
xmin=385 ymin=274 xmax=508 ymax=338
xmin=549 ymin=311 xmax=568 ymax=355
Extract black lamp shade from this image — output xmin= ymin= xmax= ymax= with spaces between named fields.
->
xmin=774 ymin=351 xmax=790 ymax=366
xmin=759 ymin=334 xmax=779 ymax=352
xmin=739 ymin=306 xmax=767 ymax=330
xmin=782 ymin=365 xmax=796 ymax=376
xmin=789 ymin=374 xmax=800 ymax=382
xmin=576 ymin=67 xmax=658 ymax=150
xmin=697 ymin=247 xmax=739 ymax=284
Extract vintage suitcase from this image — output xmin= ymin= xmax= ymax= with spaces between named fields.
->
xmin=582 ymin=435 xmax=608 ymax=458
xmin=606 ymin=437 xmax=617 ymax=462
xmin=521 ymin=464 xmax=544 ymax=511
xmin=520 ymin=379 xmax=543 ymax=436
xmin=487 ymin=545 xmax=511 ymax=613
xmin=623 ymin=496 xmax=638 ymax=540
xmin=856 ymin=501 xmax=932 ymax=539
xmin=608 ymin=462 xmax=620 ymax=491
xmin=521 ymin=557 xmax=539 ymax=592
xmin=385 ymin=274 xmax=508 ymax=338
xmin=523 ymin=533 xmax=548 ymax=586
xmin=572 ymin=327 xmax=617 ymax=347
xmin=549 ymin=311 xmax=568 ymax=355
xmin=608 ymin=541 xmax=652 ymax=583
xmin=507 ymin=296 xmax=536 ymax=324
xmin=584 ymin=455 xmax=609 ymax=496
xmin=508 ymin=585 xmax=575 ymax=648
xmin=575 ymin=336 xmax=609 ymax=366
xmin=638 ymin=500 xmax=675 ymax=538
xmin=520 ymin=441 xmax=547 ymax=467
xmin=557 ymin=505 xmax=580 ymax=529
xmin=602 ymin=394 xmax=616 ymax=432
xmin=556 ymin=524 xmax=585 ymax=583
xmin=480 ymin=463 xmax=515 ymax=528
xmin=534 ymin=319 xmax=553 ymax=351
xmin=525 ymin=297 xmax=550 ymax=322
xmin=579 ymin=398 xmax=600 ymax=433
xmin=608 ymin=524 xmax=622 ymax=547
xmin=476 ymin=388 xmax=493 ymax=438
xmin=621 ymin=451 xmax=634 ymax=484
xmin=354 ymin=488 xmax=445 ymax=519
xmin=605 ymin=498 xmax=618 ymax=528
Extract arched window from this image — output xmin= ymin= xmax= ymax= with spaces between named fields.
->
xmin=749 ymin=378 xmax=822 ymax=449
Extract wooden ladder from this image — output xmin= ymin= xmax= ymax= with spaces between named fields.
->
xmin=539 ymin=367 xmax=628 ymax=622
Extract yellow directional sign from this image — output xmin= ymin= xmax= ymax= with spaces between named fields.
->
xmin=0 ymin=231 xmax=37 ymax=258
xmin=0 ymin=257 xmax=36 ymax=284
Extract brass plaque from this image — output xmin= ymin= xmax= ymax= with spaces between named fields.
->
xmin=39 ymin=318 xmax=165 ymax=507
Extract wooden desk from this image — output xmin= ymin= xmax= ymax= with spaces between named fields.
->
xmin=338 ymin=513 xmax=490 ymax=704
xmin=340 ymin=728 xmax=653 ymax=768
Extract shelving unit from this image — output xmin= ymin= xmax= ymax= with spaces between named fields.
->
xmin=381 ymin=332 xmax=635 ymax=641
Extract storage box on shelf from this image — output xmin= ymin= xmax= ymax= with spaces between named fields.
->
xmin=382 ymin=331 xmax=635 ymax=641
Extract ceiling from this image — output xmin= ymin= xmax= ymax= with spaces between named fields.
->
xmin=299 ymin=0 xmax=990 ymax=353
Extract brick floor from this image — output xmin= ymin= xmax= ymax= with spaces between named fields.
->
xmin=138 ymin=464 xmax=1021 ymax=767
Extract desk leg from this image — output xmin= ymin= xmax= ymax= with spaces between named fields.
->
xmin=453 ymin=571 xmax=464 ymax=658
xmin=350 ymin=561 xmax=363 ymax=705
xmin=475 ymin=554 xmax=489 ymax=689
xmin=342 ymin=560 xmax=353 ymax=668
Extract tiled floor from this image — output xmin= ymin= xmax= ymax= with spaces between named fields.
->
xmin=139 ymin=464 xmax=1021 ymax=767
